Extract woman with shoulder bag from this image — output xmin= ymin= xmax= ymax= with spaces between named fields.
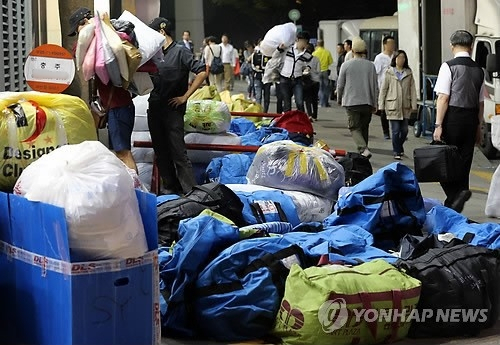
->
xmin=378 ymin=50 xmax=417 ymax=160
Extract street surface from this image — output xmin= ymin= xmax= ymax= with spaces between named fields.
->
xmin=162 ymin=79 xmax=500 ymax=344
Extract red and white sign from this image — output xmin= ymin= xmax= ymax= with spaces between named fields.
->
xmin=24 ymin=44 xmax=75 ymax=93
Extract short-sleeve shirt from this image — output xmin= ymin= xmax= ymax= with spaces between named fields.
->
xmin=434 ymin=51 xmax=485 ymax=102
xmin=149 ymin=43 xmax=205 ymax=104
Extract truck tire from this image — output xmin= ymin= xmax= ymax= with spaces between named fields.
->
xmin=413 ymin=120 xmax=422 ymax=137
xmin=479 ymin=119 xmax=498 ymax=159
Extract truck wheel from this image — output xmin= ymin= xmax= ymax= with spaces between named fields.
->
xmin=413 ymin=120 xmax=422 ymax=137
xmin=479 ymin=119 xmax=498 ymax=159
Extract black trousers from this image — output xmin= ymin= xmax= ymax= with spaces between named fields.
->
xmin=148 ymin=102 xmax=196 ymax=194
xmin=304 ymin=80 xmax=320 ymax=119
xmin=440 ymin=106 xmax=479 ymax=206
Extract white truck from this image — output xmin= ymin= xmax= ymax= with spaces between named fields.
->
xmin=317 ymin=15 xmax=398 ymax=63
xmin=398 ymin=0 xmax=500 ymax=158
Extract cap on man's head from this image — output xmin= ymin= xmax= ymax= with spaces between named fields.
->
xmin=450 ymin=30 xmax=474 ymax=47
xmin=68 ymin=7 xmax=92 ymax=37
xmin=352 ymin=37 xmax=367 ymax=53
xmin=149 ymin=17 xmax=172 ymax=35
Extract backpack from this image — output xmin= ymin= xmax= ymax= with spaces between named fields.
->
xmin=209 ymin=46 xmax=224 ymax=75
xmin=336 ymin=152 xmax=373 ymax=186
xmin=271 ymin=110 xmax=314 ymax=146
xmin=194 ymin=236 xmax=309 ymax=341
xmin=324 ymin=162 xmax=426 ymax=251
xmin=157 ymin=182 xmax=246 ymax=245
xmin=395 ymin=234 xmax=500 ymax=338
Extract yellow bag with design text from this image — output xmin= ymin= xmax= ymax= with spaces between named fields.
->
xmin=0 ymin=92 xmax=97 ymax=191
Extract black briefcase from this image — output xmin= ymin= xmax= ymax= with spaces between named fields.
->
xmin=413 ymin=141 xmax=461 ymax=183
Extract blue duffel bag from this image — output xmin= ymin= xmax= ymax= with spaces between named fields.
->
xmin=324 ymin=162 xmax=426 ymax=251
xmin=194 ymin=236 xmax=308 ymax=342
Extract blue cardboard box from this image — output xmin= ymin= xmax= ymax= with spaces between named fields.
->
xmin=0 ymin=190 xmax=160 ymax=345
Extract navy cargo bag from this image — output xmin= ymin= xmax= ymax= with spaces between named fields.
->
xmin=324 ymin=162 xmax=426 ymax=250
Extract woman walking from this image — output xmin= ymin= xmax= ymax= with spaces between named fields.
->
xmin=378 ymin=50 xmax=417 ymax=160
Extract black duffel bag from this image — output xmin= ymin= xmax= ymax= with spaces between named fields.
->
xmin=413 ymin=140 xmax=462 ymax=183
xmin=157 ymin=182 xmax=246 ymax=246
xmin=395 ymin=234 xmax=500 ymax=338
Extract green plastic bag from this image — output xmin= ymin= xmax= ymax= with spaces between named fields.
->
xmin=273 ymin=260 xmax=421 ymax=345
xmin=184 ymin=100 xmax=231 ymax=134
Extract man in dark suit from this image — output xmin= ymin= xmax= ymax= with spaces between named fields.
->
xmin=179 ymin=30 xmax=194 ymax=53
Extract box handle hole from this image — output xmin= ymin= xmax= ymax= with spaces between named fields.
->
xmin=114 ymin=277 xmax=130 ymax=286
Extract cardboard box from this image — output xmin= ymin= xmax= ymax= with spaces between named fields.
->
xmin=0 ymin=190 xmax=160 ymax=345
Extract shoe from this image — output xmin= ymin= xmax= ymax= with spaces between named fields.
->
xmin=309 ymin=116 xmax=314 ymax=122
xmin=394 ymin=154 xmax=402 ymax=160
xmin=361 ymin=148 xmax=372 ymax=159
xmin=450 ymin=190 xmax=472 ymax=213
xmin=384 ymin=134 xmax=391 ymax=140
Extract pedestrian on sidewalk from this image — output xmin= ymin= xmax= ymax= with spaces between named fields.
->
xmin=378 ymin=50 xmax=417 ymax=160
xmin=312 ymin=39 xmax=333 ymax=107
xmin=374 ymin=36 xmax=396 ymax=139
xmin=278 ymin=31 xmax=313 ymax=112
xmin=336 ymin=37 xmax=378 ymax=159
xmin=433 ymin=30 xmax=485 ymax=213
xmin=203 ymin=36 xmax=224 ymax=92
xmin=303 ymin=43 xmax=320 ymax=121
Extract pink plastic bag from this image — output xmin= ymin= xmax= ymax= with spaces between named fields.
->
xmin=93 ymin=12 xmax=110 ymax=85
xmin=82 ymin=36 xmax=97 ymax=81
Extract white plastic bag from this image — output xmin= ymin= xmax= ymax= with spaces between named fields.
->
xmin=485 ymin=164 xmax=500 ymax=218
xmin=185 ymin=132 xmax=241 ymax=163
xmin=75 ymin=18 xmax=95 ymax=70
xmin=118 ymin=10 xmax=166 ymax=67
xmin=260 ymin=22 xmax=296 ymax=57
xmin=133 ymin=94 xmax=150 ymax=131
xmin=13 ymin=141 xmax=148 ymax=261
xmin=131 ymin=131 xmax=154 ymax=163
xmin=490 ymin=115 xmax=500 ymax=151
xmin=227 ymin=184 xmax=334 ymax=223
xmin=131 ymin=72 xmax=155 ymax=96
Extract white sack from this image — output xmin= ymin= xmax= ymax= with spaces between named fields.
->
xmin=486 ymin=164 xmax=500 ymax=218
xmin=227 ymin=183 xmax=334 ymax=223
xmin=260 ymin=22 xmax=296 ymax=57
xmin=13 ymin=141 xmax=148 ymax=261
xmin=118 ymin=10 xmax=166 ymax=67
xmin=131 ymin=131 xmax=154 ymax=163
xmin=185 ymin=132 xmax=241 ymax=164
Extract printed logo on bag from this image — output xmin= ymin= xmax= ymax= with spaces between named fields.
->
xmin=278 ymin=300 xmax=305 ymax=330
xmin=318 ymin=298 xmax=349 ymax=332
xmin=318 ymin=297 xmax=488 ymax=334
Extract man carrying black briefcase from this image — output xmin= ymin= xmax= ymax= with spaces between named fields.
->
xmin=431 ymin=30 xmax=485 ymax=213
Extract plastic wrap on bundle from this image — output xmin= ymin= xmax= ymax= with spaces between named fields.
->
xmin=246 ymin=140 xmax=345 ymax=200
xmin=0 ymin=92 xmax=97 ymax=192
xmin=184 ymin=100 xmax=231 ymax=134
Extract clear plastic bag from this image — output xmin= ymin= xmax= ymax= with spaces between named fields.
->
xmin=246 ymin=140 xmax=345 ymax=200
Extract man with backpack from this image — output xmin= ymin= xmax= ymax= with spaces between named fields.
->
xmin=203 ymin=36 xmax=224 ymax=92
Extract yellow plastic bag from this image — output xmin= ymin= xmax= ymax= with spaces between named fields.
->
xmin=219 ymin=90 xmax=232 ymax=106
xmin=0 ymin=92 xmax=97 ymax=191
xmin=189 ymin=85 xmax=221 ymax=101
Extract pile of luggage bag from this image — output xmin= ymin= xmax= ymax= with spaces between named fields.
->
xmin=156 ymin=144 xmax=500 ymax=344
